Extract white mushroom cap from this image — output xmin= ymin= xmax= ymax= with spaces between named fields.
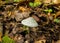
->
xmin=21 ymin=17 xmax=38 ymax=27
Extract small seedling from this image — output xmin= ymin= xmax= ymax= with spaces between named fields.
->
xmin=29 ymin=0 xmax=41 ymax=7
xmin=54 ymin=18 xmax=60 ymax=23
xmin=2 ymin=36 xmax=15 ymax=43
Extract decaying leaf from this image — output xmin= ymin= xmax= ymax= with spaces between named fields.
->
xmin=14 ymin=10 xmax=30 ymax=21
xmin=0 ymin=0 xmax=60 ymax=43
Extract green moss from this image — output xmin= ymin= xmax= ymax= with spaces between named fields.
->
xmin=2 ymin=36 xmax=15 ymax=43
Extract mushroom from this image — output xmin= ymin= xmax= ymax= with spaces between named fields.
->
xmin=21 ymin=17 xmax=38 ymax=27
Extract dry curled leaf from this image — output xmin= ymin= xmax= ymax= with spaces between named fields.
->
xmin=14 ymin=10 xmax=30 ymax=21
xmin=34 ymin=39 xmax=46 ymax=43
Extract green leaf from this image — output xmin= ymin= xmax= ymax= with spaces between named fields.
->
xmin=34 ymin=2 xmax=41 ymax=7
xmin=48 ymin=9 xmax=53 ymax=13
xmin=44 ymin=9 xmax=53 ymax=13
xmin=29 ymin=1 xmax=41 ymax=7
xmin=14 ymin=0 xmax=20 ymax=2
xmin=2 ymin=36 xmax=15 ymax=43
xmin=14 ymin=0 xmax=24 ymax=2
xmin=29 ymin=2 xmax=34 ymax=7
xmin=44 ymin=9 xmax=48 ymax=12
xmin=54 ymin=19 xmax=60 ymax=23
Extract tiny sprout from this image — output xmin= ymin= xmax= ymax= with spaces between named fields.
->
xmin=54 ymin=18 xmax=60 ymax=23
xmin=48 ymin=9 xmax=53 ymax=13
xmin=34 ymin=2 xmax=41 ymax=7
xmin=44 ymin=9 xmax=53 ymax=13
xmin=29 ymin=2 xmax=34 ymax=7
xmin=29 ymin=1 xmax=41 ymax=7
